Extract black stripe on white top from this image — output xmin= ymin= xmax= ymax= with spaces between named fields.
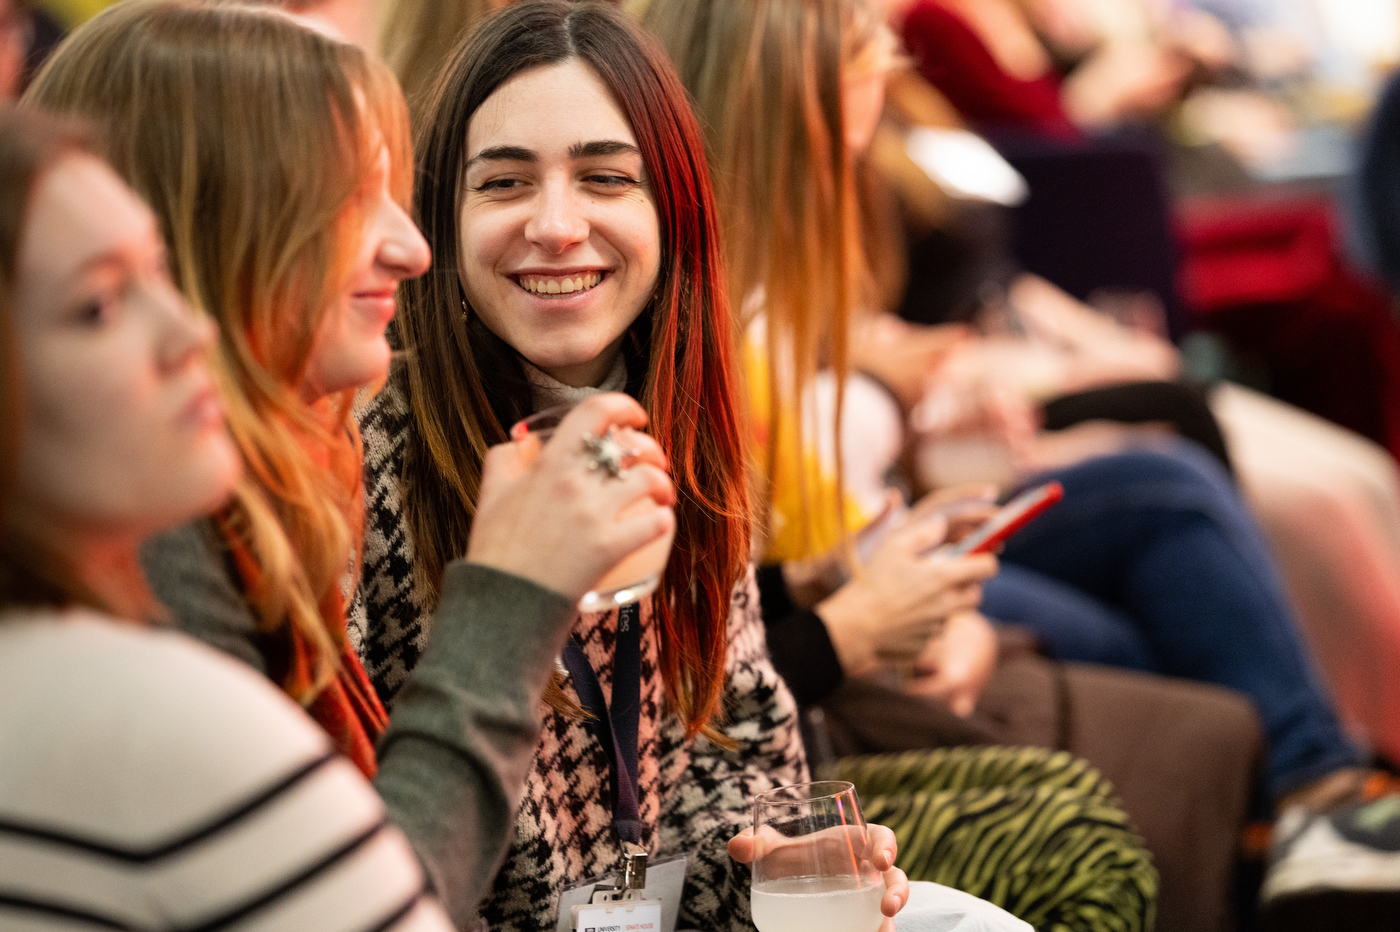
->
xmin=0 ymin=612 xmax=453 ymax=932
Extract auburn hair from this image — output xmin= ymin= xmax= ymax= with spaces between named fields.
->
xmin=399 ymin=0 xmax=750 ymax=736
xmin=25 ymin=0 xmax=414 ymax=702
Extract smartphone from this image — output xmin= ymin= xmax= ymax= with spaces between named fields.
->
xmin=943 ymin=481 xmax=1064 ymax=557
xmin=860 ymin=493 xmax=997 ymax=564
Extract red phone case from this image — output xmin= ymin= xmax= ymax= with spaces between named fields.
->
xmin=949 ymin=481 xmax=1064 ymax=556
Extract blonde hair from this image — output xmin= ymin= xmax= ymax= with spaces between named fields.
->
xmin=26 ymin=0 xmax=414 ymax=701
xmin=642 ymin=0 xmax=873 ymax=551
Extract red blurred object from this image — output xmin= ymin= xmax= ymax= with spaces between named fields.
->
xmin=1178 ymin=197 xmax=1400 ymax=462
xmin=901 ymin=0 xmax=1081 ymax=142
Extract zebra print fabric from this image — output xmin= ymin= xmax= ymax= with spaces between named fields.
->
xmin=832 ymin=746 xmax=1157 ymax=932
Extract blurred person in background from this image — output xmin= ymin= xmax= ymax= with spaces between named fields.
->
xmin=378 ymin=0 xmax=501 ymax=120
xmin=856 ymin=0 xmax=1400 ymax=773
xmin=0 ymin=0 xmax=28 ymax=100
xmin=639 ymin=0 xmax=1281 ymax=929
xmin=870 ymin=0 xmax=1214 ymax=139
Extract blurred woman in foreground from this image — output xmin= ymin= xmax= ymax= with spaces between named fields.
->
xmin=0 ymin=103 xmax=455 ymax=930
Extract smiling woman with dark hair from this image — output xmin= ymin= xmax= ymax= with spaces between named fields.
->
xmin=356 ymin=2 xmax=910 ymax=929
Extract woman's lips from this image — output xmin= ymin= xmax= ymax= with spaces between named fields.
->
xmin=352 ymin=289 xmax=398 ymax=323
xmin=180 ymin=384 xmax=224 ymax=430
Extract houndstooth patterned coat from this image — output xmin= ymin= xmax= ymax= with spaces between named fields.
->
xmin=349 ymin=382 xmax=808 ymax=932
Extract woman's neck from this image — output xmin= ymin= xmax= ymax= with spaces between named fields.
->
xmin=525 ymin=352 xmax=628 ymax=411
xmin=65 ymin=531 xmax=152 ymax=619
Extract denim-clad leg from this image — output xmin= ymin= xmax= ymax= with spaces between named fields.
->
xmin=983 ymin=564 xmax=1159 ymax=672
xmin=991 ymin=440 xmax=1360 ymax=801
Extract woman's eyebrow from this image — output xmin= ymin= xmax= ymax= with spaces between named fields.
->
xmin=466 ymin=144 xmax=536 ymax=168
xmin=465 ymin=140 xmax=640 ymax=169
xmin=569 ymin=140 xmax=640 ymax=159
xmin=74 ymin=250 xmax=135 ymax=279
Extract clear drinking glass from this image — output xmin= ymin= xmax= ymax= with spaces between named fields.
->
xmin=750 ymin=781 xmax=886 ymax=932
xmin=510 ymin=401 xmax=675 ymax=612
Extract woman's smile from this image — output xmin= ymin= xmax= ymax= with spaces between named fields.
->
xmin=514 ymin=269 xmax=605 ymax=297
xmin=351 ymin=286 xmax=399 ymax=325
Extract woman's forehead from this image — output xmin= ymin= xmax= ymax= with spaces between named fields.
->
xmin=466 ymin=58 xmax=638 ymax=160
xmin=20 ymin=156 xmax=156 ymax=292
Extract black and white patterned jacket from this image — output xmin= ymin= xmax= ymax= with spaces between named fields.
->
xmin=349 ymin=382 xmax=808 ymax=932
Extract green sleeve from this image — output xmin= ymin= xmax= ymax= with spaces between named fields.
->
xmin=373 ymin=561 xmax=574 ymax=930
xmin=140 ymin=520 xmax=267 ymax=676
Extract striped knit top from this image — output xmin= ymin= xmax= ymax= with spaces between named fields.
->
xmin=0 ymin=610 xmax=452 ymax=932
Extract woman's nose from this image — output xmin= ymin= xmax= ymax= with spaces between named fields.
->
xmin=524 ymin=179 xmax=589 ymax=254
xmin=155 ymin=281 xmax=216 ymax=372
xmin=376 ymin=199 xmax=431 ymax=280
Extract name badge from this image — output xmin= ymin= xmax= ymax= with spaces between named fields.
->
xmin=558 ymin=853 xmax=687 ymax=932
xmin=575 ymin=899 xmax=662 ymax=932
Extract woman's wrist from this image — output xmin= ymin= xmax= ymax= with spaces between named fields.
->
xmin=813 ymin=584 xmax=878 ymax=677
xmin=782 ymin=555 xmax=849 ymax=610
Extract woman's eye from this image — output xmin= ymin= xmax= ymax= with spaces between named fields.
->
xmin=474 ymin=178 xmax=522 ymax=193
xmin=72 ymin=283 xmax=126 ymax=328
xmin=74 ymin=296 xmax=113 ymax=327
xmin=587 ymin=174 xmax=640 ymax=189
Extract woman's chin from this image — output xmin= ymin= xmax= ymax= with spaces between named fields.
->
xmin=521 ymin=343 xmax=624 ymax=388
xmin=177 ymin=434 xmax=244 ymax=524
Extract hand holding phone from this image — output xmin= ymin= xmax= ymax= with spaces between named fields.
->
xmin=943 ymin=481 xmax=1064 ymax=557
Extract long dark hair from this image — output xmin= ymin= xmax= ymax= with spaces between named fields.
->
xmin=397 ymin=0 xmax=750 ymax=736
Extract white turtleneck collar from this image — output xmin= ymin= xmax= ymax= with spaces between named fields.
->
xmin=524 ymin=352 xmax=629 ymax=411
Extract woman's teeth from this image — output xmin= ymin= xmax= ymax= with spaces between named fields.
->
xmin=519 ymin=271 xmax=602 ymax=295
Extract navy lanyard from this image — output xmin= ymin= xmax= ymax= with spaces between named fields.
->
xmin=559 ymin=602 xmax=642 ymax=844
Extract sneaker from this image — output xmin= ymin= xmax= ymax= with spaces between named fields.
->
xmin=1261 ymin=794 xmax=1400 ymax=931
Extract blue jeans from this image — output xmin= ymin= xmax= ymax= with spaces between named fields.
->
xmin=981 ymin=441 xmax=1361 ymax=801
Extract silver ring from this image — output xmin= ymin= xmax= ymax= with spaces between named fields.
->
xmin=582 ymin=428 xmax=633 ymax=479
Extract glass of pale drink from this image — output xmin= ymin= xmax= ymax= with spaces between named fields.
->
xmin=510 ymin=402 xmax=675 ymax=612
xmin=750 ymin=781 xmax=886 ymax=932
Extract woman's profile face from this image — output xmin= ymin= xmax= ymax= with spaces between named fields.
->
xmin=302 ymin=142 xmax=431 ymax=402
xmin=12 ymin=154 xmax=240 ymax=540
xmin=458 ymin=57 xmax=661 ymax=389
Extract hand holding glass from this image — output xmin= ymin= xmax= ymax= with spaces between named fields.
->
xmin=511 ymin=401 xmax=676 ymax=612
xmin=749 ymin=782 xmax=886 ymax=932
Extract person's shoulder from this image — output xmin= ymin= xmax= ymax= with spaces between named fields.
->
xmin=357 ymin=378 xmax=412 ymax=455
xmin=139 ymin=517 xmax=269 ymax=669
xmin=725 ymin=562 xmax=767 ymax=658
xmin=140 ymin=516 xmax=230 ymax=588
xmin=0 ymin=611 xmax=331 ymax=837
xmin=0 ymin=610 xmax=452 ymax=930
xmin=356 ymin=378 xmax=416 ymax=524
